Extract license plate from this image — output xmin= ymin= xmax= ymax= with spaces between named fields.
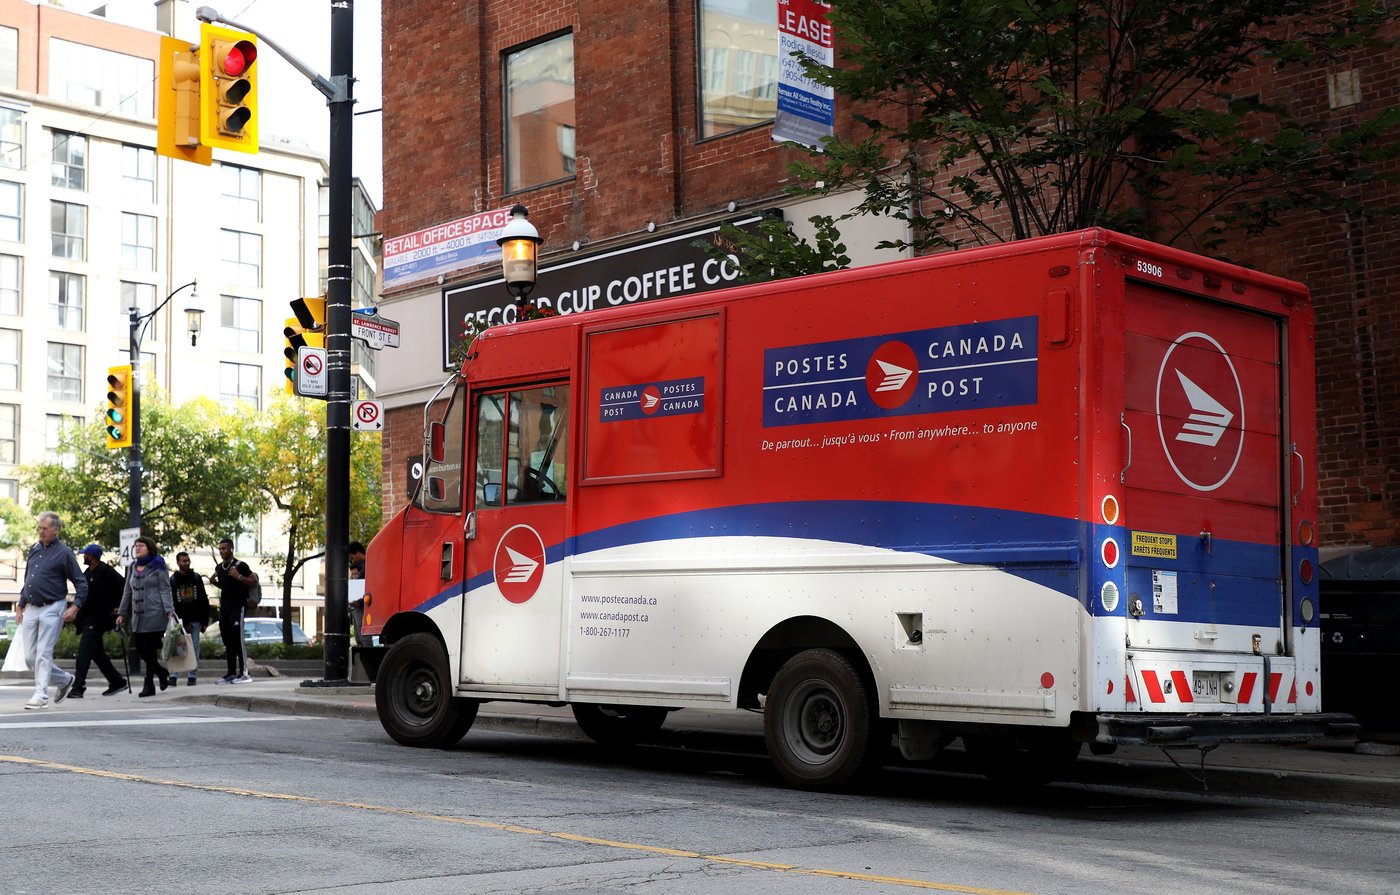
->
xmin=1193 ymin=671 xmax=1221 ymax=701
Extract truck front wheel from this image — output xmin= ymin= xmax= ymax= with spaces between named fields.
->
xmin=764 ymin=649 xmax=881 ymax=790
xmin=376 ymin=633 xmax=478 ymax=748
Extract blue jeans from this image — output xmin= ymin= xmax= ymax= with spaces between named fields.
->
xmin=22 ymin=600 xmax=73 ymax=701
xmin=183 ymin=621 xmax=202 ymax=678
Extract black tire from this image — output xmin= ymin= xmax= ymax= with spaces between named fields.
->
xmin=571 ymin=703 xmax=669 ymax=746
xmin=764 ymin=648 xmax=881 ymax=790
xmin=375 ymin=633 xmax=478 ymax=748
xmin=965 ymin=729 xmax=1081 ymax=786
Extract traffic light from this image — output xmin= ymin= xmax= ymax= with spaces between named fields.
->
xmin=156 ymin=36 xmax=212 ymax=165
xmin=105 ymin=365 xmax=133 ymax=449
xmin=199 ymin=23 xmax=258 ymax=154
xmin=284 ymin=297 xmax=326 ymax=395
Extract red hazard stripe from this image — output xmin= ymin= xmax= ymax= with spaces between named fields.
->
xmin=1171 ymin=670 xmax=1193 ymax=703
xmin=1238 ymin=672 xmax=1257 ymax=704
xmin=1268 ymin=672 xmax=1284 ymax=705
xmin=1141 ymin=670 xmax=1166 ymax=703
xmin=1125 ymin=677 xmax=1136 ymax=704
xmin=1288 ymin=681 xmax=1297 ymax=704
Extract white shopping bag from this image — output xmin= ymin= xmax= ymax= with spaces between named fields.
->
xmin=2 ymin=623 xmax=28 ymax=672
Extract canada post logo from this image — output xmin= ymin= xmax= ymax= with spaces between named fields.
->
xmin=763 ymin=317 xmax=1038 ymax=427
xmin=600 ymin=376 xmax=705 ymax=422
xmin=1155 ymin=331 xmax=1244 ymax=492
xmin=494 ymin=524 xmax=546 ymax=604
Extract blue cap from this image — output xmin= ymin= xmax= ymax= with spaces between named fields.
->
xmin=81 ymin=544 xmax=103 ymax=558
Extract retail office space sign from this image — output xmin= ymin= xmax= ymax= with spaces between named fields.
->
xmin=383 ymin=207 xmax=515 ymax=291
xmin=440 ymin=216 xmax=763 ymax=370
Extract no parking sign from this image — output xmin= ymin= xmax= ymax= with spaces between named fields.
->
xmin=352 ymin=400 xmax=384 ymax=431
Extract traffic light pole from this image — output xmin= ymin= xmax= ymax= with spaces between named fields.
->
xmin=197 ymin=3 xmax=354 ymax=683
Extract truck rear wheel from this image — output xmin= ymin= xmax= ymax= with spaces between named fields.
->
xmin=764 ymin=649 xmax=880 ymax=790
xmin=571 ymin=703 xmax=668 ymax=746
xmin=376 ymin=633 xmax=478 ymax=748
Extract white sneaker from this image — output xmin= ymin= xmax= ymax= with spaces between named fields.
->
xmin=54 ymin=679 xmax=74 ymax=704
xmin=233 ymin=672 xmax=253 ymax=684
xmin=24 ymin=696 xmax=48 ymax=710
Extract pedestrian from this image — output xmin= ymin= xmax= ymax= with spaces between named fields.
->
xmin=348 ymin=540 xmax=367 ymax=645
xmin=115 ymin=536 xmax=175 ymax=698
xmin=210 ymin=537 xmax=255 ymax=684
xmin=17 ymin=512 xmax=87 ymax=709
xmin=170 ymin=550 xmax=211 ymax=686
xmin=70 ymin=544 xmax=128 ymax=698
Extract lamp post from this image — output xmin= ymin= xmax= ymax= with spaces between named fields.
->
xmin=126 ymin=279 xmax=203 ymax=529
xmin=497 ymin=204 xmax=541 ymax=313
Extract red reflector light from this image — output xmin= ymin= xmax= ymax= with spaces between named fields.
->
xmin=1101 ymin=537 xmax=1120 ymax=567
xmin=1299 ymin=559 xmax=1314 ymax=584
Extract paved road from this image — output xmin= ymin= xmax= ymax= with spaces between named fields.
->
xmin=2 ymin=679 xmax=1398 ymax=895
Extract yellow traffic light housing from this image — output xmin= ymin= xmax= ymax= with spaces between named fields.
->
xmin=284 ymin=297 xmax=326 ymax=395
xmin=156 ymin=36 xmax=212 ymax=165
xmin=199 ymin=23 xmax=259 ymax=154
xmin=105 ymin=365 xmax=134 ymax=449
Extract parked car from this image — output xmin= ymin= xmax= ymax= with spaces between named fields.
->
xmin=202 ymin=617 xmax=311 ymax=646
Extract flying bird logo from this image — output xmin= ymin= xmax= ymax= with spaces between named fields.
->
xmin=1173 ymin=370 xmax=1234 ymax=447
xmin=502 ymin=546 xmax=539 ymax=583
xmin=642 ymin=392 xmax=659 ymax=410
xmin=874 ymin=359 xmax=913 ymax=393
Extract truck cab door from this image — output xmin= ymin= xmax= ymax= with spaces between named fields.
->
xmin=461 ymin=382 xmax=570 ymax=695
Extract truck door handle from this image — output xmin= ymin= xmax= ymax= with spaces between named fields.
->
xmin=465 ymin=511 xmax=477 ymax=541
xmin=1120 ymin=414 xmax=1133 ymax=484
xmin=1290 ymin=444 xmax=1304 ymax=507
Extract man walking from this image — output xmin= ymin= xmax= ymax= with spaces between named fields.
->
xmin=210 ymin=538 xmax=254 ymax=684
xmin=70 ymin=544 xmax=127 ymax=698
xmin=170 ymin=551 xmax=211 ymax=686
xmin=17 ymin=512 xmax=87 ymax=709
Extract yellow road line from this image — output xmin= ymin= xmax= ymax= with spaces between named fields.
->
xmin=0 ymin=754 xmax=1034 ymax=894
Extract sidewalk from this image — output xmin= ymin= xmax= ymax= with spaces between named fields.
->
xmin=7 ymin=663 xmax=1397 ymax=807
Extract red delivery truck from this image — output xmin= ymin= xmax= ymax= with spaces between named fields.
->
xmin=361 ymin=228 xmax=1355 ymax=789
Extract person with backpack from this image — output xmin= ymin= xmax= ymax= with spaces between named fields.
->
xmin=115 ymin=536 xmax=175 ymax=698
xmin=170 ymin=551 xmax=211 ymax=686
xmin=210 ymin=538 xmax=255 ymax=684
xmin=70 ymin=544 xmax=127 ymax=698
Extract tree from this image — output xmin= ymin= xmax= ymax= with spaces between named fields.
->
xmin=23 ymin=395 xmax=264 ymax=551
xmin=238 ymin=396 xmax=382 ymax=643
xmin=721 ymin=0 xmax=1399 ymax=274
xmin=0 ymin=497 xmax=30 ymax=551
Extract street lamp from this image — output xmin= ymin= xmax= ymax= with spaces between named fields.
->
xmin=497 ymin=204 xmax=541 ymax=306
xmin=125 ymin=279 xmax=202 ymax=528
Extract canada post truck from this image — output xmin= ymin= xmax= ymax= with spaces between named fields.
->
xmin=361 ymin=228 xmax=1354 ymax=789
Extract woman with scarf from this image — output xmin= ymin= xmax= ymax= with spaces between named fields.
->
xmin=116 ymin=536 xmax=176 ymax=697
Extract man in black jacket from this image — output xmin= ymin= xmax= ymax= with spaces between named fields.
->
xmin=71 ymin=544 xmax=127 ymax=698
xmin=170 ymin=551 xmax=211 ymax=686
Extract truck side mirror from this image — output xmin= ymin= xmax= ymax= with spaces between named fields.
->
xmin=427 ymin=476 xmax=447 ymax=503
xmin=428 ymin=421 xmax=446 ymax=463
xmin=482 ymin=482 xmax=501 ymax=505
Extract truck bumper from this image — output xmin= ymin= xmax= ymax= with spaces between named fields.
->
xmin=1073 ymin=711 xmax=1360 ymax=746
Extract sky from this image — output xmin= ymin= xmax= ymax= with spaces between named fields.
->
xmin=89 ymin=0 xmax=384 ymax=207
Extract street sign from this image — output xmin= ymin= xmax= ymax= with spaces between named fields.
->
xmin=351 ymin=312 xmax=400 ymax=350
xmin=352 ymin=399 xmax=384 ymax=431
xmin=119 ymin=526 xmax=140 ymax=569
xmin=296 ymin=345 xmax=328 ymax=397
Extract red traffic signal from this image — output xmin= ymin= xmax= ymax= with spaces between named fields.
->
xmin=218 ymin=39 xmax=256 ymax=77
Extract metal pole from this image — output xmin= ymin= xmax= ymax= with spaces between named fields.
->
xmin=321 ymin=0 xmax=354 ymax=683
xmin=128 ymin=308 xmax=142 ymax=530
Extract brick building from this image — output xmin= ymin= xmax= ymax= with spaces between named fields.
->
xmin=376 ymin=2 xmax=1398 ymax=553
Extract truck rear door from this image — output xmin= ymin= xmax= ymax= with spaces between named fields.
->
xmin=1122 ymin=282 xmax=1289 ymax=708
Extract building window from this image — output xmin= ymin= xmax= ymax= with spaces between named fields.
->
xmin=51 ymin=131 xmax=86 ymax=190
xmin=0 ymin=253 xmax=18 ymax=315
xmin=222 ymin=164 xmax=261 ymax=223
xmin=49 ymin=272 xmax=84 ymax=331
xmin=0 ymin=328 xmax=17 ymax=389
xmin=120 ymin=281 xmax=155 ymax=322
xmin=46 ymin=342 xmax=82 ymax=403
xmin=122 ymin=144 xmax=156 ymax=204
xmin=505 ymin=33 xmax=575 ymax=191
xmin=120 ymin=349 xmax=157 ymax=386
xmin=221 ymin=295 xmax=261 ymax=353
xmin=51 ymin=201 xmax=85 ymax=259
xmin=48 ymin=39 xmax=154 ymax=117
xmin=0 ymin=181 xmax=20 ymax=242
xmin=0 ymin=106 xmax=23 ymax=169
xmin=121 ymin=213 xmax=156 ymax=270
xmin=221 ymin=229 xmax=261 ymax=287
xmin=0 ymin=27 xmax=16 ymax=91
xmin=699 ymin=0 xmax=779 ymax=138
xmin=234 ymin=523 xmax=259 ymax=558
xmin=353 ymin=253 xmax=374 ymax=310
xmin=45 ymin=413 xmax=81 ymax=469
xmin=219 ymin=361 xmax=260 ymax=409
xmin=318 ymin=183 xmax=329 ymax=238
xmin=0 ymin=403 xmax=16 ymax=464
xmin=0 ymin=478 xmax=16 ymax=502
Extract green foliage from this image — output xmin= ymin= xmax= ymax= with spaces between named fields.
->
xmin=22 ymin=394 xmax=265 ymax=550
xmin=0 ymin=497 xmax=30 ymax=551
xmin=698 ymin=215 xmax=852 ymax=285
xmin=746 ymin=0 xmax=1398 ymax=275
